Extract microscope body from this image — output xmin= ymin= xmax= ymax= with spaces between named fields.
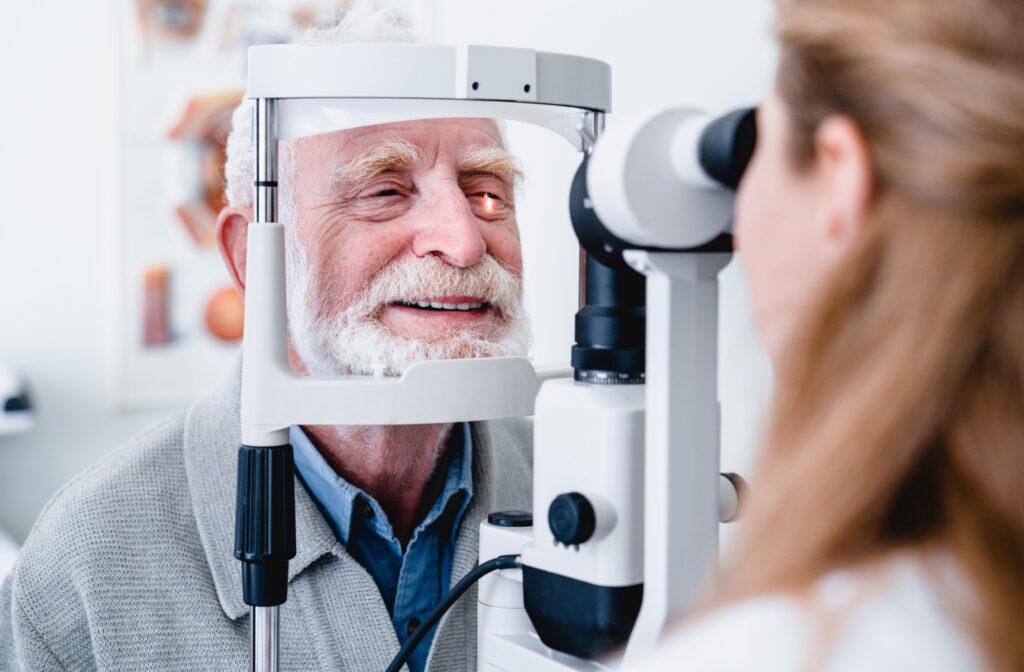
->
xmin=478 ymin=105 xmax=755 ymax=670
xmin=524 ymin=381 xmax=646 ymax=657
xmin=478 ymin=381 xmax=644 ymax=671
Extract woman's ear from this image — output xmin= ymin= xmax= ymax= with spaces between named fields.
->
xmin=216 ymin=206 xmax=253 ymax=298
xmin=814 ymin=115 xmax=874 ymax=251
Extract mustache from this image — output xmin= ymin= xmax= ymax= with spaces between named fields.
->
xmin=351 ymin=254 xmax=524 ymax=319
xmin=287 ymin=248 xmax=533 ymax=377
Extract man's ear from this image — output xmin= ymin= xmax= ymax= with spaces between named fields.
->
xmin=216 ymin=205 xmax=253 ymax=298
xmin=814 ymin=114 xmax=874 ymax=251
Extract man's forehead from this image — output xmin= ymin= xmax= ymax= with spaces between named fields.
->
xmin=293 ymin=117 xmax=504 ymax=162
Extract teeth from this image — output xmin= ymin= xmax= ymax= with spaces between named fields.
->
xmin=398 ymin=300 xmax=486 ymax=311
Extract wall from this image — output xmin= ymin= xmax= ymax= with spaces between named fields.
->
xmin=0 ymin=0 xmax=172 ymax=542
xmin=0 ymin=0 xmax=776 ymax=543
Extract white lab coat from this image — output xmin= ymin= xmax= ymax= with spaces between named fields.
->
xmin=632 ymin=553 xmax=984 ymax=671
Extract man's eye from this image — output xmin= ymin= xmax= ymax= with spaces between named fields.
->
xmin=356 ymin=181 xmax=408 ymax=199
xmin=469 ymin=192 xmax=507 ymax=210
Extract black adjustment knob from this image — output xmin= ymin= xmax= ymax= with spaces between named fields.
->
xmin=548 ymin=492 xmax=596 ymax=546
xmin=488 ymin=510 xmax=534 ymax=528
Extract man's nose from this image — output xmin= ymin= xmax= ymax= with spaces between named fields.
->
xmin=410 ymin=184 xmax=487 ymax=268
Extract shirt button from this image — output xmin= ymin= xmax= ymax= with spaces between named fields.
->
xmin=406 ymin=618 xmax=421 ymax=637
xmin=358 ymin=499 xmax=374 ymax=520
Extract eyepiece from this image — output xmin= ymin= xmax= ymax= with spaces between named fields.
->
xmin=698 ymin=108 xmax=757 ymax=190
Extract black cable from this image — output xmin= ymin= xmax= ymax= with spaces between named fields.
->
xmin=384 ymin=554 xmax=521 ymax=672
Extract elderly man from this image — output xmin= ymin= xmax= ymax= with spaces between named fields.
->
xmin=0 ymin=28 xmax=535 ymax=672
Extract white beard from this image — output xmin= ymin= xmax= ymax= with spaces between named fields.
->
xmin=286 ymin=243 xmax=532 ymax=377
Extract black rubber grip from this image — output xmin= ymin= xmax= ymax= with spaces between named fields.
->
xmin=234 ymin=444 xmax=297 ymax=607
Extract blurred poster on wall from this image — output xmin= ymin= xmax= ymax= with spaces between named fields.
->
xmin=108 ymin=0 xmax=422 ymax=408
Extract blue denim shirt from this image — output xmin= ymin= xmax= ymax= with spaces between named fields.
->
xmin=289 ymin=424 xmax=474 ymax=672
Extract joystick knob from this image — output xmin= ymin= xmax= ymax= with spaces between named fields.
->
xmin=548 ymin=492 xmax=596 ymax=546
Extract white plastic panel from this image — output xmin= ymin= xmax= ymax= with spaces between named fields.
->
xmin=524 ymin=379 xmax=646 ymax=587
xmin=248 ymin=44 xmax=459 ymax=100
xmin=458 ymin=45 xmax=538 ymax=103
xmin=247 ymin=44 xmax=610 ymax=111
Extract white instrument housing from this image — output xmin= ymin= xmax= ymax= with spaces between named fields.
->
xmin=523 ymin=381 xmax=647 ymax=587
xmin=587 ymin=108 xmax=735 ymax=249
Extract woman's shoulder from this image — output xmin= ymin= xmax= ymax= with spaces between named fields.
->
xmin=635 ymin=553 xmax=984 ymax=671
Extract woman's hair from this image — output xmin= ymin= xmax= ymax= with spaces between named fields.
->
xmin=721 ymin=0 xmax=1024 ymax=668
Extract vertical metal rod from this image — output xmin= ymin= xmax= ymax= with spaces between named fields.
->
xmin=254 ymin=98 xmax=279 ymax=224
xmin=250 ymin=96 xmax=281 ymax=672
xmin=252 ymin=606 xmax=280 ymax=672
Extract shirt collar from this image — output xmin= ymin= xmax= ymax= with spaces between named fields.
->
xmin=417 ymin=422 xmax=474 ymax=543
xmin=289 ymin=425 xmax=362 ymax=545
xmin=289 ymin=422 xmax=474 ymax=549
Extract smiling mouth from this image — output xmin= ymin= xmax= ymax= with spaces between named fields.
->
xmin=391 ymin=300 xmax=489 ymax=312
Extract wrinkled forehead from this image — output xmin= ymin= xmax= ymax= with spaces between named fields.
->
xmin=288 ymin=117 xmax=505 ymax=169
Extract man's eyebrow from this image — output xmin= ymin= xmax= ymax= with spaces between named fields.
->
xmin=330 ymin=138 xmax=422 ymax=185
xmin=459 ymin=145 xmax=524 ymax=194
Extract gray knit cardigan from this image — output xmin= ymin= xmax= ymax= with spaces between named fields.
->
xmin=0 ymin=363 xmax=533 ymax=671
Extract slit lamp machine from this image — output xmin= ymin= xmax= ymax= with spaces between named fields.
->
xmin=233 ymin=43 xmax=756 ymax=672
